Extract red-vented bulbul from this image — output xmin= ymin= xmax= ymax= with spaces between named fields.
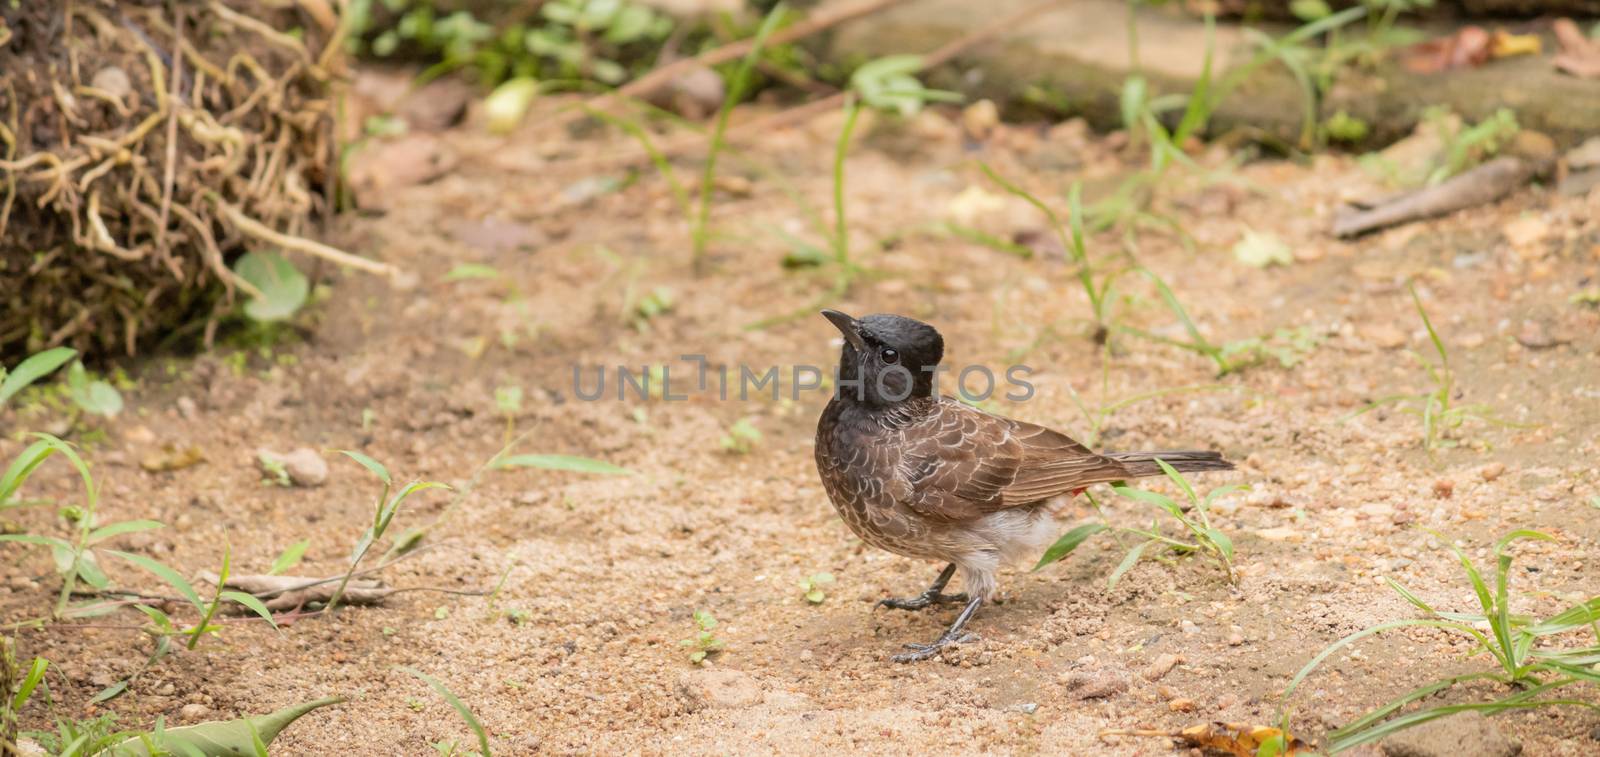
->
xmin=814 ymin=310 xmax=1235 ymax=662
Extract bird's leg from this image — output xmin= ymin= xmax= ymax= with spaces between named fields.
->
xmin=876 ymin=563 xmax=968 ymax=611
xmin=892 ymin=595 xmax=983 ymax=663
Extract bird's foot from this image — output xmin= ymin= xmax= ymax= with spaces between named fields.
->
xmin=891 ymin=632 xmax=978 ymax=663
xmin=876 ymin=591 xmax=968 ymax=612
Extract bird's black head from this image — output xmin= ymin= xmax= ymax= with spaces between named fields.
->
xmin=821 ymin=310 xmax=944 ymax=407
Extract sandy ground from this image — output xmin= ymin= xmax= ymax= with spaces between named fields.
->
xmin=5 ymin=92 xmax=1600 ymax=755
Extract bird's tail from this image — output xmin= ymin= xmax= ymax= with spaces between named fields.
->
xmin=1105 ymin=450 xmax=1234 ymax=478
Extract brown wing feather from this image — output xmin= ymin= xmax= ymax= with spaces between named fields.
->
xmin=898 ymin=399 xmax=1131 ymax=521
xmin=1001 ymin=419 xmax=1137 ymax=503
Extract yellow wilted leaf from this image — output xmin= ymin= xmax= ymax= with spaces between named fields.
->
xmin=1101 ymin=721 xmax=1309 ymax=756
xmin=1490 ymin=30 xmax=1541 ymax=59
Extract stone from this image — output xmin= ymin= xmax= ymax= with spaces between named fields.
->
xmin=1380 ymin=711 xmax=1520 ymax=757
xmin=1063 ymin=671 xmax=1128 ymax=700
xmin=1141 ymin=653 xmax=1181 ymax=681
xmin=676 ymin=669 xmax=763 ymax=711
xmin=179 ymin=703 xmax=211 ymax=721
xmin=259 ymin=448 xmax=329 ymax=488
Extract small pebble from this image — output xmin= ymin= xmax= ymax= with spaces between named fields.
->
xmin=1432 ymin=479 xmax=1455 ymax=499
xmin=179 ymin=703 xmax=210 ymax=721
xmin=1167 ymin=698 xmax=1197 ymax=712
xmin=1480 ymin=462 xmax=1506 ymax=482
xmin=1226 ymin=632 xmax=1245 ymax=647
xmin=1141 ymin=653 xmax=1181 ymax=682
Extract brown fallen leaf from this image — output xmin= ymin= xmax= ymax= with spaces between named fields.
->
xmin=1402 ymin=26 xmax=1491 ymax=73
xmin=139 ymin=445 xmax=206 ymax=472
xmin=1553 ymin=18 xmax=1600 ymax=79
xmin=1101 ymin=722 xmax=1308 ymax=756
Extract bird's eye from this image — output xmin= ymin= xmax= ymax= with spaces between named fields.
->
xmin=879 ymin=348 xmax=899 ymax=364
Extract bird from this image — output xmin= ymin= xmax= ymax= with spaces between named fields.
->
xmin=813 ymin=310 xmax=1236 ymax=662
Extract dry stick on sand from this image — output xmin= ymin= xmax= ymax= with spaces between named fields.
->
xmin=1332 ymin=156 xmax=1537 ymax=237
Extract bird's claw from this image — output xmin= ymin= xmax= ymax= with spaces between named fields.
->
xmin=876 ymin=591 xmax=968 ymax=612
xmin=891 ymin=632 xmax=977 ymax=663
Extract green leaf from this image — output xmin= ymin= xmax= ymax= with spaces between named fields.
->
xmin=235 ymin=251 xmax=309 ymax=322
xmin=491 ymin=454 xmax=631 ymax=475
xmin=76 ymin=551 xmax=111 ymax=589
xmin=269 ymin=539 xmax=310 ymax=575
xmin=91 ymin=679 xmax=130 ymax=703
xmin=0 ymin=347 xmax=76 ymax=407
xmin=222 ymin=590 xmax=279 ymax=630
xmin=1205 ymin=528 xmax=1234 ymax=560
xmin=444 ymin=263 xmax=501 ymax=282
xmin=88 ymin=519 xmax=165 ymax=544
xmin=12 ymin=655 xmax=49 ymax=711
xmin=1108 ymin=539 xmax=1154 ymax=589
xmin=1385 ymin=578 xmax=1439 ymax=615
xmin=67 ymin=361 xmax=123 ymax=417
xmin=1 ymin=439 xmax=59 ymax=505
xmin=1033 ymin=523 xmax=1109 ymax=570
xmin=338 ymin=449 xmax=391 ymax=484
xmin=0 ymin=533 xmax=73 ymax=549
xmin=1289 ymin=0 xmax=1332 ymax=21
xmin=107 ymin=550 xmax=203 ymax=611
xmin=1114 ymin=486 xmax=1185 ymax=519
xmin=399 ymin=668 xmax=491 ymax=757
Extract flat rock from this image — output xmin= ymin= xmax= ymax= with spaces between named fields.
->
xmin=1381 ymin=711 xmax=1521 ymax=757
xmin=676 ymin=669 xmax=763 ymax=711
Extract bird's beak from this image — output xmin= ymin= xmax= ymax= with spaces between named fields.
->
xmin=820 ymin=309 xmax=867 ymax=352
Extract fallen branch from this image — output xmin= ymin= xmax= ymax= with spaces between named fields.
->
xmin=200 ymin=572 xmax=393 ymax=611
xmin=1332 ymin=157 xmax=1535 ymax=237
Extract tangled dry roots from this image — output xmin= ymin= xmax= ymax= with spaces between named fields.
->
xmin=0 ymin=0 xmax=352 ymax=360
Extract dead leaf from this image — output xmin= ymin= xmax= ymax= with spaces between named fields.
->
xmin=199 ymin=572 xmax=392 ymax=612
xmin=140 ymin=445 xmax=206 ymax=472
xmin=1233 ymin=229 xmax=1293 ymax=268
xmin=1101 ymin=722 xmax=1308 ymax=756
xmin=1402 ymin=26 xmax=1491 ymax=74
xmin=1489 ymin=30 xmax=1540 ymax=59
xmin=1553 ymin=18 xmax=1600 ymax=79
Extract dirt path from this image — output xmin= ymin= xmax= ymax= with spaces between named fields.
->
xmin=5 ymin=103 xmax=1600 ymax=754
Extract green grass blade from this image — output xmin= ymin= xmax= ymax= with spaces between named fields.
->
xmin=87 ymin=519 xmax=165 ymax=544
xmin=107 ymin=550 xmax=203 ymax=611
xmin=337 ymin=450 xmax=391 ymax=485
xmin=221 ymin=590 xmax=279 ymax=630
xmin=1107 ymin=539 xmax=1153 ymax=589
xmin=692 ymin=3 xmax=785 ymax=269
xmin=12 ymin=655 xmax=49 ymax=710
xmin=1033 ymin=523 xmax=1107 ymax=570
xmin=269 ymin=539 xmax=310 ymax=575
xmin=0 ymin=347 xmax=77 ymax=407
xmin=400 ymin=667 xmax=491 ymax=757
